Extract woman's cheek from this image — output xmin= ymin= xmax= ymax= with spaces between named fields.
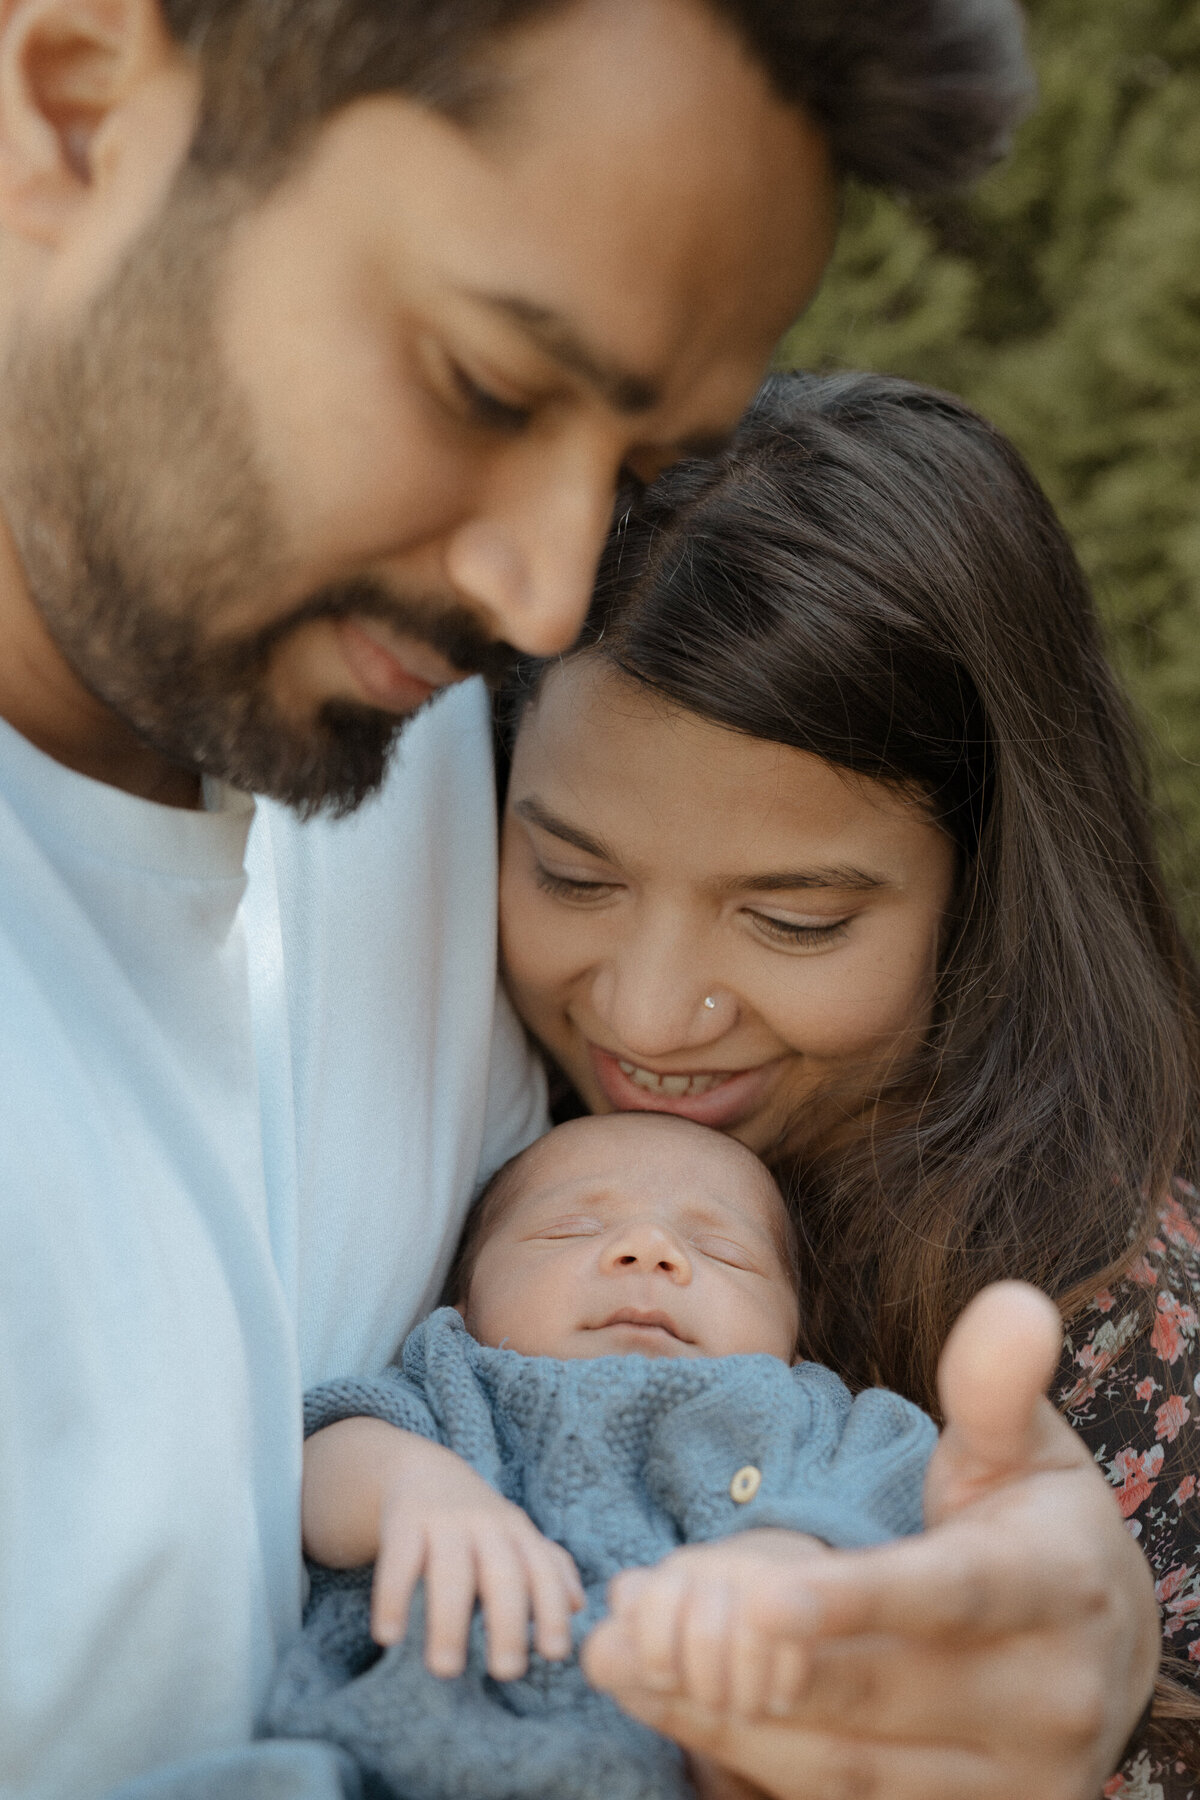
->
xmin=499 ymin=884 xmax=595 ymax=1067
xmin=763 ymin=937 xmax=936 ymax=1062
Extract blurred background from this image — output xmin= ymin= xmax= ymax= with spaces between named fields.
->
xmin=778 ymin=0 xmax=1200 ymax=934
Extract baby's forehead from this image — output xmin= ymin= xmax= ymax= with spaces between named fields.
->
xmin=509 ymin=1115 xmax=785 ymax=1236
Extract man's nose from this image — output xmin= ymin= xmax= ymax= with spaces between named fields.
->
xmin=443 ymin=441 xmax=619 ymax=658
xmin=599 ymin=1220 xmax=692 ymax=1283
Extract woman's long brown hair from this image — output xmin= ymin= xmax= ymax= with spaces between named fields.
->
xmin=559 ymin=371 xmax=1200 ymax=1406
xmin=504 ymin=371 xmax=1200 ymax=1749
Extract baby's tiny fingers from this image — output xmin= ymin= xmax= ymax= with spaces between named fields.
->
xmin=526 ymin=1543 xmax=582 ymax=1662
xmin=679 ymin=1579 xmax=733 ymax=1713
xmin=765 ymin=1638 xmax=811 ymax=1718
xmin=477 ymin=1532 xmax=534 ymax=1681
xmin=423 ymin=1531 xmax=480 ymax=1678
xmin=370 ymin=1526 xmax=425 ymax=1647
xmin=728 ymin=1614 xmax=775 ymax=1720
xmin=557 ymin=1544 xmax=586 ymax=1611
xmin=627 ymin=1566 xmax=689 ymax=1694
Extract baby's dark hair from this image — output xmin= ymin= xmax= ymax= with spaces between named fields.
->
xmin=446 ymin=1121 xmax=800 ymax=1307
xmin=445 ymin=1143 xmax=538 ymax=1306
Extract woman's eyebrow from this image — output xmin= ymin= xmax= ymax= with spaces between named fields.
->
xmin=512 ymin=796 xmax=617 ymax=862
xmin=722 ymin=867 xmax=888 ymax=895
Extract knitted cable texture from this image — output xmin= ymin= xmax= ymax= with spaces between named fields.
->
xmin=268 ymin=1308 xmax=935 ymax=1800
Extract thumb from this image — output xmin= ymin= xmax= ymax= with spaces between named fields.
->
xmin=926 ymin=1281 xmax=1077 ymax=1525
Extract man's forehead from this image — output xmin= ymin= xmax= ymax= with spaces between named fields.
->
xmin=322 ymin=1 xmax=836 ymax=396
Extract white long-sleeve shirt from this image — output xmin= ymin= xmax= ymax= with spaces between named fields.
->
xmin=0 ymin=678 xmax=545 ymax=1800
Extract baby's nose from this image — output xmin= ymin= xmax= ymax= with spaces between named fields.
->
xmin=600 ymin=1221 xmax=692 ymax=1281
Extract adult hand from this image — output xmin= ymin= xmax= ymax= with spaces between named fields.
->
xmin=582 ymin=1282 xmax=1161 ymax=1800
xmin=592 ymin=1530 xmax=828 ymax=1721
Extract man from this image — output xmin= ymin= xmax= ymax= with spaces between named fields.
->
xmin=0 ymin=0 xmax=1154 ymax=1796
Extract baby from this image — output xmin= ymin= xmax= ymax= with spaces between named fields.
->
xmin=265 ymin=1113 xmax=936 ymax=1800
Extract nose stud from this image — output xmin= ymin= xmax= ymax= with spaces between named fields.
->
xmin=703 ymin=996 xmax=716 ymax=1011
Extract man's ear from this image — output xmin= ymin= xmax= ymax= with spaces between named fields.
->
xmin=0 ymin=0 xmax=185 ymax=245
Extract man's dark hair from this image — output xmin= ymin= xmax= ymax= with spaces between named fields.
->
xmin=160 ymin=0 xmax=1033 ymax=194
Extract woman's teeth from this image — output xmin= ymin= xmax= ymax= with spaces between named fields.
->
xmin=616 ymin=1061 xmax=727 ymax=1097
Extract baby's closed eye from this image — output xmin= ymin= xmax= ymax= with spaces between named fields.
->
xmin=530 ymin=1216 xmax=605 ymax=1240
xmin=690 ymin=1235 xmax=760 ymax=1271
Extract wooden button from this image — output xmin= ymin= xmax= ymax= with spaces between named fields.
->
xmin=730 ymin=1464 xmax=761 ymax=1504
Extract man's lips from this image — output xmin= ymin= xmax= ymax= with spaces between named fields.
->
xmin=336 ymin=617 xmax=466 ymax=713
xmin=587 ymin=1044 xmax=781 ymax=1130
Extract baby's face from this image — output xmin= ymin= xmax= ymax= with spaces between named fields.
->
xmin=461 ymin=1114 xmax=800 ymax=1362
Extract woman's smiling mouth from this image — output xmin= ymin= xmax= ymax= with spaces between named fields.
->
xmin=587 ymin=1044 xmax=782 ymax=1131
xmin=616 ymin=1062 xmax=727 ymax=1097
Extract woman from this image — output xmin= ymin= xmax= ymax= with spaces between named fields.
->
xmin=497 ymin=373 xmax=1200 ymax=1795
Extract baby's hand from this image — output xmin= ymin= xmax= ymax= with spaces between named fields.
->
xmin=584 ymin=1530 xmax=828 ymax=1721
xmin=370 ymin=1433 xmax=584 ymax=1679
xmin=302 ymin=1418 xmax=584 ymax=1681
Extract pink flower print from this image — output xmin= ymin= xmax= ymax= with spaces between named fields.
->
xmin=1161 ymin=1193 xmax=1200 ymax=1250
xmin=1165 ymin=1592 xmax=1200 ymax=1641
xmin=1135 ymin=1377 xmax=1158 ymax=1404
xmin=1103 ymin=1778 xmax=1127 ymax=1798
xmin=1155 ymin=1395 xmax=1190 ymax=1442
xmin=1108 ymin=1445 xmax=1164 ymax=1519
xmin=1173 ymin=1475 xmax=1196 ymax=1506
xmin=1151 ymin=1291 xmax=1198 ymax=1365
xmin=1093 ymin=1289 xmax=1115 ymax=1313
xmin=1156 ymin=1566 xmax=1188 ymax=1605
xmin=1128 ymin=1256 xmax=1158 ymax=1288
xmin=1191 ymin=1638 xmax=1200 ymax=1663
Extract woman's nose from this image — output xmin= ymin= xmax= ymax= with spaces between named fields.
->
xmin=599 ymin=1220 xmax=693 ymax=1283
xmin=591 ymin=950 xmax=733 ymax=1061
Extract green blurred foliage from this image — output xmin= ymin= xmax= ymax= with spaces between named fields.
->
xmin=778 ymin=0 xmax=1200 ymax=933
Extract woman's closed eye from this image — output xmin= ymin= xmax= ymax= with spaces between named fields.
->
xmin=534 ymin=863 xmax=620 ymax=904
xmin=746 ymin=908 xmax=850 ymax=949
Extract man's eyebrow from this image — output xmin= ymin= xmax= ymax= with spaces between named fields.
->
xmin=513 ymin=796 xmax=618 ymax=863
xmin=468 ymin=290 xmax=662 ymax=413
xmin=722 ymin=867 xmax=888 ymax=895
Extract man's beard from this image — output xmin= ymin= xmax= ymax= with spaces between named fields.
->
xmin=0 ymin=169 xmax=514 ymax=817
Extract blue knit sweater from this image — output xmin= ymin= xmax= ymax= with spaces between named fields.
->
xmin=264 ymin=1308 xmax=936 ymax=1800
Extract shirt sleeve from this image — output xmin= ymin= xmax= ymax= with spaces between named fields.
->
xmin=1055 ymin=1179 xmax=1200 ymax=1797
xmin=302 ymin=1371 xmax=441 ymax=1444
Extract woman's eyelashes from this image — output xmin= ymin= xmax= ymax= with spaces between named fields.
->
xmin=533 ymin=863 xmax=619 ymax=903
xmin=534 ymin=863 xmax=853 ymax=949
xmin=746 ymin=909 xmax=850 ymax=949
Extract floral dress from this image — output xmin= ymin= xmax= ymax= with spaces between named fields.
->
xmin=1058 ymin=1181 xmax=1200 ymax=1795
